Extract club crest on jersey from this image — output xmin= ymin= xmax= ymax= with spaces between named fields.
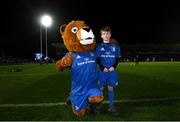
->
xmin=111 ymin=47 xmax=115 ymax=51
xmin=100 ymin=47 xmax=105 ymax=51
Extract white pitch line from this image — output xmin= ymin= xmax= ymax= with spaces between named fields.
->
xmin=0 ymin=97 xmax=180 ymax=108
xmin=106 ymin=96 xmax=180 ymax=103
xmin=0 ymin=102 xmax=66 ymax=107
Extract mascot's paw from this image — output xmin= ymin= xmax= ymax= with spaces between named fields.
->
xmin=88 ymin=103 xmax=100 ymax=115
xmin=55 ymin=60 xmax=64 ymax=71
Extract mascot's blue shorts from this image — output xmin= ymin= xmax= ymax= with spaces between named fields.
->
xmin=70 ymin=87 xmax=103 ymax=112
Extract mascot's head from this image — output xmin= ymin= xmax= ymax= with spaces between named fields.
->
xmin=60 ymin=20 xmax=96 ymax=52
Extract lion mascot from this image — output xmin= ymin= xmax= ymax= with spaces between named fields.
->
xmin=56 ymin=20 xmax=104 ymax=116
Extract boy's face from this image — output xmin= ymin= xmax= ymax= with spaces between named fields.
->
xmin=101 ymin=31 xmax=111 ymax=42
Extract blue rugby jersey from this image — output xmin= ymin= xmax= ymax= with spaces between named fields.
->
xmin=64 ymin=51 xmax=98 ymax=96
xmin=96 ymin=43 xmax=121 ymax=68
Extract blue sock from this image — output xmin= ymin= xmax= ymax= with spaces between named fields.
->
xmin=108 ymin=90 xmax=114 ymax=109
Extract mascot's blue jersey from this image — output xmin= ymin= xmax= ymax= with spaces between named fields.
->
xmin=96 ymin=43 xmax=121 ymax=68
xmin=66 ymin=51 xmax=98 ymax=96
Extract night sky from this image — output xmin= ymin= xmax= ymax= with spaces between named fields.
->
xmin=1 ymin=0 xmax=180 ymax=59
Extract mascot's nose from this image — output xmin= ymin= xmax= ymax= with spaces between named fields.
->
xmin=83 ymin=28 xmax=90 ymax=32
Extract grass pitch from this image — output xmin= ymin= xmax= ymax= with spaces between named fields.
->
xmin=0 ymin=62 xmax=180 ymax=121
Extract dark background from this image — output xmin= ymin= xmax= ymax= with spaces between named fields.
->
xmin=1 ymin=0 xmax=180 ymax=59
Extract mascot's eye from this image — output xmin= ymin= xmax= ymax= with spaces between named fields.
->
xmin=71 ymin=27 xmax=78 ymax=33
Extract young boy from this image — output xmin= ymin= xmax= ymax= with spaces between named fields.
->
xmin=96 ymin=26 xmax=121 ymax=115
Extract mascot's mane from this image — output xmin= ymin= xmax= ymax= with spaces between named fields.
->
xmin=60 ymin=20 xmax=96 ymax=52
xmin=110 ymin=38 xmax=118 ymax=44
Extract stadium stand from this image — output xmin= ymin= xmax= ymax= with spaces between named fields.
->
xmin=52 ymin=43 xmax=180 ymax=62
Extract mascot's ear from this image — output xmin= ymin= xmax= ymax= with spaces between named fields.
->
xmin=60 ymin=24 xmax=66 ymax=34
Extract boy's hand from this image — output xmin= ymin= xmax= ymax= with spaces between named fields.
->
xmin=109 ymin=66 xmax=115 ymax=72
xmin=103 ymin=68 xmax=109 ymax=72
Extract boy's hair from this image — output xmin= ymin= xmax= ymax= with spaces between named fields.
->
xmin=100 ymin=26 xmax=111 ymax=35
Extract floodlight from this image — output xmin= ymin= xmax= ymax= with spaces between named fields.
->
xmin=41 ymin=15 xmax=52 ymax=27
